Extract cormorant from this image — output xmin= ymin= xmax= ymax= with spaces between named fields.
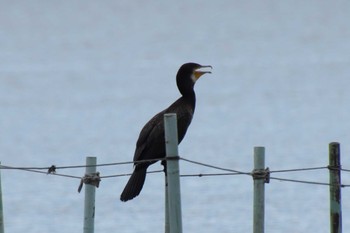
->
xmin=120 ymin=62 xmax=212 ymax=202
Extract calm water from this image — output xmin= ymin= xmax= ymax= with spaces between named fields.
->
xmin=1 ymin=1 xmax=350 ymax=232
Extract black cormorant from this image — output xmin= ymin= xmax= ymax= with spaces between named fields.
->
xmin=120 ymin=62 xmax=212 ymax=202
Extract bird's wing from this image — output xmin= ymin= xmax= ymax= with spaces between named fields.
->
xmin=133 ymin=109 xmax=166 ymax=162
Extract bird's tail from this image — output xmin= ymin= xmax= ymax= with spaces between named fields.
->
xmin=120 ymin=166 xmax=147 ymax=202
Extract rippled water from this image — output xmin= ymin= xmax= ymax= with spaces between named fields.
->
xmin=1 ymin=1 xmax=350 ymax=232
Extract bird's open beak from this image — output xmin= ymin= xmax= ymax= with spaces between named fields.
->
xmin=193 ymin=65 xmax=212 ymax=80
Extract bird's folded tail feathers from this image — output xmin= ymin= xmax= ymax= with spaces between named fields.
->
xmin=120 ymin=167 xmax=147 ymax=202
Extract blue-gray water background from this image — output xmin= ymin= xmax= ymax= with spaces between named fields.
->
xmin=1 ymin=1 xmax=350 ymax=232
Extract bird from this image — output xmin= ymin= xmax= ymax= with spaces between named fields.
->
xmin=120 ymin=62 xmax=212 ymax=202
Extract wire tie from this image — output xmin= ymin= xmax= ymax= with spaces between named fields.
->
xmin=252 ymin=167 xmax=270 ymax=183
xmin=78 ymin=172 xmax=101 ymax=193
xmin=166 ymin=156 xmax=180 ymax=161
xmin=327 ymin=165 xmax=341 ymax=171
xmin=47 ymin=165 xmax=56 ymax=174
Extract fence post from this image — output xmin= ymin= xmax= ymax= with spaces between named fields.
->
xmin=329 ymin=142 xmax=342 ymax=233
xmin=165 ymin=175 xmax=170 ymax=233
xmin=83 ymin=157 xmax=97 ymax=233
xmin=253 ymin=147 xmax=266 ymax=233
xmin=0 ymin=162 xmax=4 ymax=233
xmin=164 ymin=113 xmax=183 ymax=233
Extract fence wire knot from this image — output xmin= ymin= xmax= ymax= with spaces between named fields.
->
xmin=78 ymin=172 xmax=101 ymax=193
xmin=166 ymin=155 xmax=180 ymax=161
xmin=328 ymin=165 xmax=341 ymax=171
xmin=252 ymin=167 xmax=270 ymax=183
xmin=47 ymin=165 xmax=56 ymax=174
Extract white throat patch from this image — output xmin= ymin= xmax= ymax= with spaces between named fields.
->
xmin=191 ymin=74 xmax=197 ymax=83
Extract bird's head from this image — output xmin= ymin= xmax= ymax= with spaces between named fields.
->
xmin=176 ymin=62 xmax=212 ymax=96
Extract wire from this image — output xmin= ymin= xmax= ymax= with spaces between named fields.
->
xmin=341 ymin=168 xmax=350 ymax=172
xmin=269 ymin=176 xmax=331 ymax=186
xmin=100 ymin=170 xmax=163 ymax=179
xmin=180 ymin=172 xmax=248 ymax=177
xmin=180 ymin=157 xmax=251 ymax=175
xmin=1 ymin=158 xmax=348 ymax=175
xmin=0 ymin=158 xmax=165 ymax=170
xmin=269 ymin=176 xmax=350 ymax=187
xmin=0 ymin=165 xmax=81 ymax=179
xmin=269 ymin=166 xmax=328 ymax=173
xmin=1 ymin=159 xmax=350 ymax=187
xmin=0 ymin=163 xmax=164 ymax=180
xmin=51 ymin=173 xmax=83 ymax=179
xmin=0 ymin=165 xmax=52 ymax=170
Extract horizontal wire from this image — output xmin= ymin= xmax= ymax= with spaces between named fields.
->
xmin=47 ymin=172 xmax=81 ymax=179
xmin=1 ymin=158 xmax=349 ymax=175
xmin=0 ymin=165 xmax=52 ymax=170
xmin=3 ymin=165 xmax=350 ymax=187
xmin=0 ymin=164 xmax=163 ymax=180
xmin=180 ymin=172 xmax=248 ymax=177
xmin=100 ymin=170 xmax=163 ymax=179
xmin=180 ymin=157 xmax=330 ymax=175
xmin=269 ymin=166 xmax=328 ymax=173
xmin=0 ymin=158 xmax=165 ymax=170
xmin=1 ymin=159 xmax=350 ymax=187
xmin=0 ymin=165 xmax=81 ymax=179
xmin=269 ymin=176 xmax=350 ymax=187
xmin=270 ymin=176 xmax=330 ymax=186
xmin=180 ymin=157 xmax=251 ymax=175
xmin=181 ymin=172 xmax=350 ymax=188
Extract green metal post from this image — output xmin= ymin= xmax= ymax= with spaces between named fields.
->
xmin=329 ymin=142 xmax=342 ymax=233
xmin=83 ymin=157 xmax=97 ymax=233
xmin=253 ymin=147 xmax=265 ymax=233
xmin=0 ymin=162 xmax=4 ymax=233
xmin=164 ymin=113 xmax=183 ymax=233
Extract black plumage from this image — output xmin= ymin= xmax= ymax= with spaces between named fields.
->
xmin=120 ymin=62 xmax=212 ymax=202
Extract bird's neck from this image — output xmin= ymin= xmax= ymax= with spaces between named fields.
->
xmin=182 ymin=91 xmax=196 ymax=109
